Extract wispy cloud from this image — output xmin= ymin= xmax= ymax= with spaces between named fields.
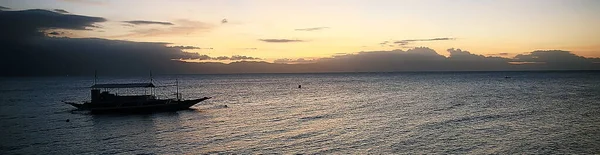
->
xmin=180 ymin=46 xmax=200 ymax=49
xmin=123 ymin=20 xmax=174 ymax=26
xmin=114 ymin=19 xmax=212 ymax=38
xmin=53 ymin=9 xmax=69 ymax=14
xmin=46 ymin=31 xmax=68 ymax=36
xmin=60 ymin=0 xmax=106 ymax=5
xmin=295 ymin=27 xmax=329 ymax=31
xmin=274 ymin=58 xmax=318 ymax=64
xmin=48 ymin=32 xmax=61 ymax=35
xmin=182 ymin=55 xmax=260 ymax=61
xmin=380 ymin=37 xmax=456 ymax=46
xmin=394 ymin=37 xmax=455 ymax=45
xmin=229 ymin=55 xmax=260 ymax=60
xmin=168 ymin=46 xmax=213 ymax=50
xmin=487 ymin=53 xmax=510 ymax=56
xmin=259 ymin=39 xmax=304 ymax=43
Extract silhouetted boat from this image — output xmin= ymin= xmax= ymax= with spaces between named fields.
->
xmin=64 ymin=81 xmax=211 ymax=113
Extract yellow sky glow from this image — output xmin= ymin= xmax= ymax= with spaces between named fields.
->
xmin=5 ymin=0 xmax=600 ymax=62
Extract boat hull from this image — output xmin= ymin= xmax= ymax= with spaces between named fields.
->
xmin=65 ymin=97 xmax=211 ymax=114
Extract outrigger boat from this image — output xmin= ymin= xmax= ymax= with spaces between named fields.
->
xmin=64 ymin=77 xmax=211 ymax=113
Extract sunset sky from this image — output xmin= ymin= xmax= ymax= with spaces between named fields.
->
xmin=2 ymin=0 xmax=600 ymax=63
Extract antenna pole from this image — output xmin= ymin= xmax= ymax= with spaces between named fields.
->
xmin=150 ymin=71 xmax=153 ymax=83
xmin=149 ymin=71 xmax=153 ymax=96
xmin=94 ymin=70 xmax=97 ymax=85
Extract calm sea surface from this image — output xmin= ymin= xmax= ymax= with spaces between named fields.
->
xmin=1 ymin=71 xmax=599 ymax=154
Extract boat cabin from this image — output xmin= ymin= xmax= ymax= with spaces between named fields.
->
xmin=90 ymin=83 xmax=157 ymax=103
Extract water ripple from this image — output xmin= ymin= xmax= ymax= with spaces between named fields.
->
xmin=1 ymin=72 xmax=599 ymax=154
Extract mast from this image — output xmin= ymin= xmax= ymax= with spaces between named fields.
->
xmin=150 ymin=71 xmax=153 ymax=95
xmin=176 ymin=78 xmax=179 ymax=100
xmin=91 ymin=70 xmax=99 ymax=102
xmin=94 ymin=70 xmax=97 ymax=85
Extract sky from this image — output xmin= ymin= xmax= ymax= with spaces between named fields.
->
xmin=1 ymin=0 xmax=599 ymax=75
xmin=3 ymin=0 xmax=600 ymax=60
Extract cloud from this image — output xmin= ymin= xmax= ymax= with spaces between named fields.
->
xmin=229 ymin=55 xmax=260 ymax=60
xmin=400 ymin=38 xmax=455 ymax=42
xmin=182 ymin=55 xmax=260 ymax=61
xmin=114 ymin=19 xmax=212 ymax=38
xmin=295 ymin=27 xmax=329 ymax=31
xmin=212 ymin=56 xmax=230 ymax=61
xmin=393 ymin=41 xmax=408 ymax=46
xmin=0 ymin=37 xmax=221 ymax=76
xmin=259 ymin=39 xmax=304 ymax=43
xmin=48 ymin=32 xmax=61 ymax=35
xmin=0 ymin=6 xmax=10 ymax=10
xmin=53 ymin=9 xmax=69 ymax=14
xmin=514 ymin=50 xmax=588 ymax=63
xmin=488 ymin=53 xmax=510 ymax=56
xmin=384 ymin=37 xmax=455 ymax=46
xmin=60 ymin=0 xmax=106 ymax=5
xmin=0 ymin=9 xmax=105 ymax=40
xmin=221 ymin=19 xmax=228 ymax=24
xmin=274 ymin=58 xmax=318 ymax=64
xmin=508 ymin=50 xmax=600 ymax=70
xmin=302 ymin=48 xmax=594 ymax=72
xmin=320 ymin=47 xmax=446 ymax=66
xmin=168 ymin=46 xmax=200 ymax=49
xmin=123 ymin=20 xmax=174 ymax=26
xmin=429 ymin=37 xmax=454 ymax=41
xmin=447 ymin=48 xmax=489 ymax=60
xmin=168 ymin=46 xmax=213 ymax=50
xmin=511 ymin=50 xmax=600 ymax=69
xmin=0 ymin=9 xmax=212 ymax=75
xmin=0 ymin=9 xmax=598 ymax=76
xmin=47 ymin=31 xmax=66 ymax=35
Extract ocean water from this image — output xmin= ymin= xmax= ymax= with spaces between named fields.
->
xmin=1 ymin=71 xmax=599 ymax=154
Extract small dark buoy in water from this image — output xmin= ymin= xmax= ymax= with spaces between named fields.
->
xmin=66 ymin=119 xmax=70 ymax=122
xmin=298 ymin=85 xmax=301 ymax=88
xmin=504 ymin=76 xmax=511 ymax=79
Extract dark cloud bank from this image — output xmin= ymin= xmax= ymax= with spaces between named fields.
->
xmin=1 ymin=9 xmax=599 ymax=76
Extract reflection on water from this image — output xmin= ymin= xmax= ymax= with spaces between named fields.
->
xmin=1 ymin=72 xmax=600 ymax=154
xmin=90 ymin=114 xmax=158 ymax=154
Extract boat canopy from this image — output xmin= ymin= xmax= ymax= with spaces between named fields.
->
xmin=91 ymin=83 xmax=155 ymax=88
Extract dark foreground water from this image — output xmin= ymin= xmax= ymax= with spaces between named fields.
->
xmin=1 ymin=71 xmax=599 ymax=154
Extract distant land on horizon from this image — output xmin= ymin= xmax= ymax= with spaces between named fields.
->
xmin=1 ymin=62 xmax=600 ymax=77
